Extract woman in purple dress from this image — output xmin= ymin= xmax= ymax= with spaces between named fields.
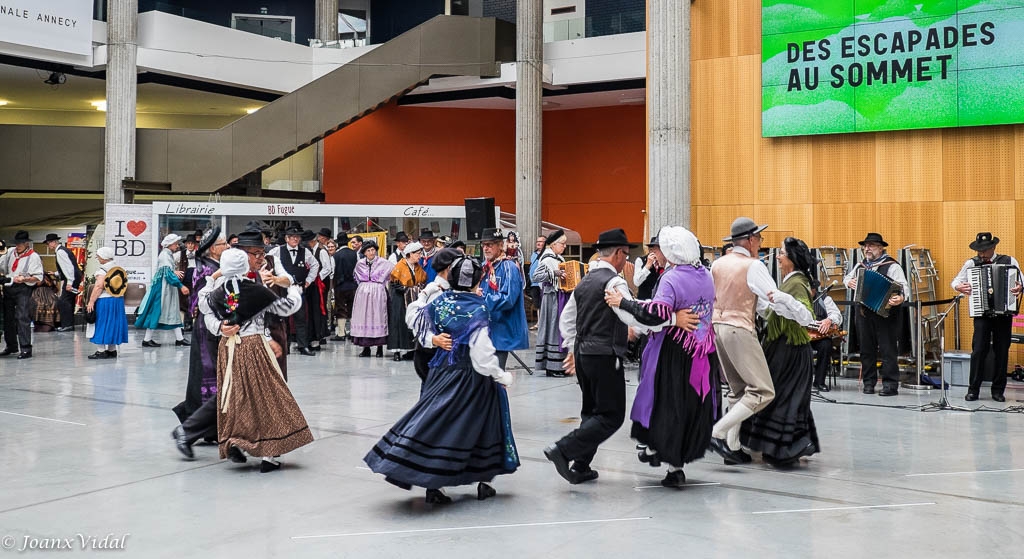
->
xmin=351 ymin=241 xmax=394 ymax=357
xmin=606 ymin=226 xmax=717 ymax=488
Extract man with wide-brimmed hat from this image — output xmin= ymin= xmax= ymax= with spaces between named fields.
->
xmin=388 ymin=231 xmax=410 ymax=265
xmin=418 ymin=229 xmax=440 ymax=283
xmin=0 ymin=230 xmax=43 ymax=358
xmin=843 ymin=232 xmax=909 ymax=396
xmin=304 ymin=228 xmax=333 ymax=348
xmin=45 ymin=233 xmax=84 ymax=332
xmin=479 ymin=227 xmax=528 ymax=370
xmin=544 ymin=228 xmax=697 ymax=484
xmin=136 ymin=233 xmax=191 ymax=348
xmin=268 ymin=226 xmax=319 ymax=356
xmin=707 ymin=218 xmax=814 ymax=465
xmin=331 ymin=232 xmax=358 ymax=341
xmin=950 ymin=232 xmax=1023 ymax=403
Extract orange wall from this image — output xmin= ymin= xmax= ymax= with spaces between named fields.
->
xmin=322 ymin=103 xmax=646 ymax=242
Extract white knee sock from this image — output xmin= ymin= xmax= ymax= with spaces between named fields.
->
xmin=144 ymin=329 xmax=154 ymax=342
xmin=712 ymin=403 xmax=755 ymax=442
xmin=174 ymin=328 xmax=184 ymax=341
xmin=726 ymin=424 xmax=742 ymax=451
xmin=106 ymin=344 xmax=116 ymax=351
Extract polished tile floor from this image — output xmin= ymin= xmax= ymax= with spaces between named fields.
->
xmin=1 ymin=329 xmax=1023 ymax=558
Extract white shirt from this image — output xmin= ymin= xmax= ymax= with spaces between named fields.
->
xmin=199 ymin=276 xmax=303 ymax=339
xmin=55 ymin=247 xmax=77 ymax=286
xmin=406 ymin=276 xmax=450 ymax=349
xmin=731 ymin=247 xmax=814 ymax=326
xmin=843 ymin=252 xmax=910 ymax=297
xmin=0 ymin=248 xmax=44 ymax=283
xmin=558 ymin=260 xmax=672 ymax=351
xmin=268 ymin=245 xmax=318 ymax=287
xmin=950 ymin=254 xmax=1022 ymax=291
xmin=818 ymin=295 xmax=843 ymax=326
xmin=316 ymin=243 xmax=334 ymax=281
xmin=632 ymin=256 xmax=654 ymax=287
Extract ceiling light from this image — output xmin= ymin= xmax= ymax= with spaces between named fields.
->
xmin=0 ymin=100 xmax=8 ymax=106
xmin=91 ymin=100 xmax=107 ymax=111
xmin=245 ymin=108 xmax=259 ymax=114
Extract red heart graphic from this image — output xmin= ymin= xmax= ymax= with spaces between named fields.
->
xmin=127 ymin=221 xmax=147 ymax=237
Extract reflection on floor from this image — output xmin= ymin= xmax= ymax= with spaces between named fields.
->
xmin=1 ymin=329 xmax=1022 ymax=558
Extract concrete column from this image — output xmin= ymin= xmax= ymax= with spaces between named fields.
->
xmin=516 ymin=0 xmax=543 ymax=248
xmin=646 ymin=0 xmax=691 ymax=231
xmin=104 ymin=0 xmax=138 ymax=206
xmin=314 ymin=0 xmax=338 ymax=192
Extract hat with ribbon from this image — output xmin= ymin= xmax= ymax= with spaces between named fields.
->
xmin=592 ymin=228 xmax=637 ymax=249
xmin=722 ymin=217 xmax=768 ymax=243
xmin=969 ymin=232 xmax=999 ymax=252
xmin=857 ymin=232 xmax=889 ymax=247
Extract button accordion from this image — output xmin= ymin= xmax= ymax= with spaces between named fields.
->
xmin=854 ymin=267 xmax=900 ymax=317
xmin=558 ymin=261 xmax=588 ymax=292
xmin=967 ymin=264 xmax=1019 ymax=317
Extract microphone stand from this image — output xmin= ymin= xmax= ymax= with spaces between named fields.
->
xmin=920 ymin=295 xmax=970 ymax=411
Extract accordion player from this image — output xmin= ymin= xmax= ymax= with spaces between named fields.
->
xmin=558 ymin=261 xmax=588 ymax=292
xmin=853 ymin=268 xmax=902 ymax=317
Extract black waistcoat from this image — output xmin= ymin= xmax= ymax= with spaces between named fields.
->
xmin=574 ymin=266 xmax=628 ymax=358
xmin=636 ymin=254 xmax=661 ymax=300
xmin=280 ymin=246 xmax=309 ymax=285
xmin=57 ymin=245 xmax=83 ymax=288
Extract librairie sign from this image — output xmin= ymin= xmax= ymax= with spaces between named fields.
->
xmin=0 ymin=0 xmax=93 ymax=56
xmin=761 ymin=1 xmax=1024 ymax=137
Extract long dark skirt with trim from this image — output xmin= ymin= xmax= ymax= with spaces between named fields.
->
xmin=364 ymin=358 xmax=519 ymax=490
xmin=216 ymin=335 xmax=313 ymax=459
xmin=740 ymin=338 xmax=820 ymax=462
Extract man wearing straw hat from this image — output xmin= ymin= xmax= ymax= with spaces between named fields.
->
xmin=707 ymin=218 xmax=813 ymax=465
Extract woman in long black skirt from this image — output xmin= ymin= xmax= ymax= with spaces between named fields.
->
xmin=740 ymin=237 xmax=820 ymax=466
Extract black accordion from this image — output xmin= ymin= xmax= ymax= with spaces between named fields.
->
xmin=967 ymin=264 xmax=1019 ymax=318
xmin=855 ymin=268 xmax=900 ymax=317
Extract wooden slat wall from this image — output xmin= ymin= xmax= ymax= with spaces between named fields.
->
xmin=692 ymin=0 xmax=1024 ymax=361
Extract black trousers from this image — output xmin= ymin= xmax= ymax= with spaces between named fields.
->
xmin=413 ymin=346 xmax=437 ymax=383
xmin=3 ymin=284 xmax=33 ymax=351
xmin=305 ymin=283 xmax=327 ymax=343
xmin=181 ymin=395 xmax=218 ymax=445
xmin=969 ymin=315 xmax=1012 ymax=396
xmin=554 ymin=353 xmax=626 ymax=467
xmin=811 ymin=338 xmax=833 ymax=386
xmin=856 ymin=310 xmax=900 ymax=389
xmin=57 ymin=288 xmax=77 ymax=328
xmin=292 ymin=298 xmax=310 ymax=349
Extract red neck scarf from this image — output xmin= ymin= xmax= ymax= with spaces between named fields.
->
xmin=12 ymin=248 xmax=35 ymax=272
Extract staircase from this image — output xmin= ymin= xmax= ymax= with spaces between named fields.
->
xmin=135 ymin=16 xmax=513 ymax=192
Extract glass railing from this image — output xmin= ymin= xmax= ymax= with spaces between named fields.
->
xmin=543 ymin=8 xmax=645 ymax=43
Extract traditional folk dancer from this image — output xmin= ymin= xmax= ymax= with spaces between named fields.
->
xmin=31 ymin=271 xmax=59 ymax=331
xmin=267 ymin=226 xmax=319 ymax=356
xmin=389 ymin=242 xmax=428 ymax=361
xmin=843 ymin=233 xmax=908 ymax=396
xmin=951 ymin=232 xmax=1023 ymax=402
xmin=810 ymin=284 xmax=843 ymax=392
xmin=136 ymin=233 xmax=191 ymax=348
xmin=418 ymin=229 xmax=440 ymax=283
xmin=304 ymin=229 xmax=332 ymax=351
xmin=604 ymin=226 xmax=714 ymax=487
xmin=197 ymin=247 xmax=313 ymax=472
xmin=740 ymin=238 xmax=820 ymax=466
xmin=406 ymin=248 xmax=460 ymax=383
xmin=179 ymin=234 xmax=199 ymax=332
xmin=480 ymin=228 xmax=530 ymax=370
xmin=352 ymin=241 xmax=394 ymax=358
xmin=708 ymin=218 xmax=813 ymax=465
xmin=0 ymin=240 xmax=7 ymax=348
xmin=544 ymin=229 xmax=696 ymax=485
xmin=332 ymin=233 xmax=359 ymax=341
xmin=85 ymin=247 xmax=128 ymax=360
xmin=0 ymin=231 xmax=44 ymax=359
xmin=172 ymin=228 xmax=229 ymax=423
xmin=45 ymin=233 xmax=83 ymax=332
xmin=365 ymin=256 xmax=518 ymax=504
xmin=388 ymin=231 xmax=410 ymax=265
xmin=531 ymin=229 xmax=569 ymax=377
xmin=627 ymin=235 xmax=667 ymax=365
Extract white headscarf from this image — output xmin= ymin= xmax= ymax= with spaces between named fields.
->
xmin=96 ymin=247 xmax=115 ymax=261
xmin=219 ymin=248 xmax=249 ymax=279
xmin=161 ymin=233 xmax=182 ymax=248
xmin=657 ymin=226 xmax=702 ymax=267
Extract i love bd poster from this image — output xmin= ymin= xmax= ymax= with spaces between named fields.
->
xmin=104 ymin=204 xmax=154 ymax=286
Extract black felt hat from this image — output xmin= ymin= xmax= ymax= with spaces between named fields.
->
xmin=450 ymin=240 xmax=466 ymax=251
xmin=318 ymin=227 xmax=333 ymax=238
xmin=336 ymin=232 xmax=350 ymax=245
xmin=395 ymin=231 xmax=410 ymax=243
xmin=12 ymin=230 xmax=31 ymax=244
xmin=44 ymin=233 xmax=61 ymax=243
xmin=300 ymin=229 xmax=316 ymax=243
xmin=235 ymin=230 xmax=265 ymax=248
xmin=208 ymin=280 xmax=281 ymax=326
xmin=432 ymin=248 xmax=460 ymax=272
xmin=857 ymin=232 xmax=888 ymax=247
xmin=197 ymin=226 xmax=222 ymax=255
xmin=592 ymin=228 xmax=637 ymax=249
xmin=419 ymin=228 xmax=436 ymax=240
xmin=969 ymin=232 xmax=999 ymax=251
xmin=284 ymin=225 xmax=303 ymax=236
xmin=646 ymin=235 xmax=660 ymax=248
xmin=481 ymin=228 xmax=504 ymax=243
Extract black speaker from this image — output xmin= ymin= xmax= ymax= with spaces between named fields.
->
xmin=464 ymin=197 xmax=495 ymax=241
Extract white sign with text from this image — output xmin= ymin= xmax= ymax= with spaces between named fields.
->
xmin=105 ymin=204 xmax=153 ymax=285
xmin=0 ymin=0 xmax=93 ymax=55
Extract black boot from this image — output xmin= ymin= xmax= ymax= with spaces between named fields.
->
xmin=359 ymin=346 xmax=371 ymax=358
xmin=425 ymin=489 xmax=452 ymax=504
xmin=638 ymin=449 xmax=661 ymax=467
xmin=660 ymin=469 xmax=686 ymax=488
xmin=477 ymin=482 xmax=497 ymax=500
xmin=376 ymin=346 xmax=384 ymax=357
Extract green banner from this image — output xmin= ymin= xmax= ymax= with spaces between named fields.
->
xmin=762 ymin=1 xmax=1024 ymax=137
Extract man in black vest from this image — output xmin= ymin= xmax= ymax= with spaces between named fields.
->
xmin=632 ymin=235 xmax=665 ymax=301
xmin=269 ymin=226 xmax=319 ymax=356
xmin=45 ymin=233 xmax=83 ymax=332
xmin=332 ymin=233 xmax=359 ymax=341
xmin=844 ymin=233 xmax=909 ymax=396
xmin=543 ymin=228 xmax=694 ymax=485
xmin=951 ymin=232 xmax=1022 ymax=402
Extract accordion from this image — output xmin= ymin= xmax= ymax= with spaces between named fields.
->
xmin=855 ymin=267 xmax=900 ymax=317
xmin=558 ymin=261 xmax=588 ymax=292
xmin=967 ymin=264 xmax=1019 ymax=317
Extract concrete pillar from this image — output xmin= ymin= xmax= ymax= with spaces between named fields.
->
xmin=646 ymin=0 xmax=691 ymax=231
xmin=516 ymin=0 xmax=543 ymax=248
xmin=314 ymin=0 xmax=338 ymax=192
xmin=104 ymin=0 xmax=138 ymax=206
